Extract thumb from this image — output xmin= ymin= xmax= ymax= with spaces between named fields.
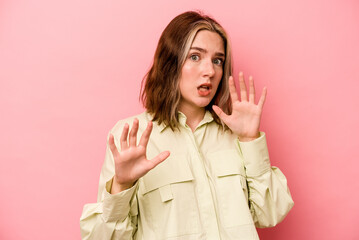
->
xmin=149 ymin=151 xmax=170 ymax=169
xmin=212 ymin=105 xmax=230 ymax=124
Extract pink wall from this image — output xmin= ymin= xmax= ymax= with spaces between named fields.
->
xmin=1 ymin=0 xmax=358 ymax=239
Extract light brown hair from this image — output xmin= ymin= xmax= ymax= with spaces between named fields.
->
xmin=141 ymin=11 xmax=232 ymax=130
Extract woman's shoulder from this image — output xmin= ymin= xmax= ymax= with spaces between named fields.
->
xmin=109 ymin=111 xmax=151 ymax=136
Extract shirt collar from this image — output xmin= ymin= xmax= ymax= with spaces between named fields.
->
xmin=157 ymin=110 xmax=214 ymax=132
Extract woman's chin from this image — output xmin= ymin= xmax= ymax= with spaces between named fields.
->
xmin=195 ymin=100 xmax=212 ymax=109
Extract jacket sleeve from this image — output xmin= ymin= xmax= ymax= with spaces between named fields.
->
xmin=80 ymin=133 xmax=139 ymax=239
xmin=237 ymin=132 xmax=294 ymax=228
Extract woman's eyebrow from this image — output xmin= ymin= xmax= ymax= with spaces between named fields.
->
xmin=190 ymin=47 xmax=225 ymax=57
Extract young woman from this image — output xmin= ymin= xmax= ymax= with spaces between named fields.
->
xmin=80 ymin=11 xmax=294 ymax=240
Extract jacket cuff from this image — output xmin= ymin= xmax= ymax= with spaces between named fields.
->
xmin=237 ymin=132 xmax=271 ymax=177
xmin=102 ymin=178 xmax=138 ymax=222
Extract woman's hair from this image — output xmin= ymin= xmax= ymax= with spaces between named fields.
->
xmin=141 ymin=11 xmax=232 ymax=130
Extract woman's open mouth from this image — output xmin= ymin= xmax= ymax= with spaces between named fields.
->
xmin=197 ymin=83 xmax=212 ymax=96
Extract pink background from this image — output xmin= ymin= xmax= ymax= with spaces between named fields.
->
xmin=1 ymin=0 xmax=358 ymax=239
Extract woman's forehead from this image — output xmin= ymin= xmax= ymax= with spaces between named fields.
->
xmin=191 ymin=30 xmax=225 ymax=54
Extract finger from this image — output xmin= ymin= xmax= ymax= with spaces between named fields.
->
xmin=148 ymin=151 xmax=170 ymax=169
xmin=228 ymin=76 xmax=239 ymax=103
xmin=258 ymin=87 xmax=267 ymax=110
xmin=129 ymin=118 xmax=139 ymax=147
xmin=212 ymin=105 xmax=230 ymax=124
xmin=109 ymin=134 xmax=120 ymax=159
xmin=120 ymin=123 xmax=129 ymax=150
xmin=139 ymin=121 xmax=153 ymax=148
xmin=239 ymin=72 xmax=248 ymax=101
xmin=249 ymin=76 xmax=255 ymax=103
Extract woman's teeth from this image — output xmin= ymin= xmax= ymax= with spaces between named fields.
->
xmin=199 ymin=86 xmax=209 ymax=90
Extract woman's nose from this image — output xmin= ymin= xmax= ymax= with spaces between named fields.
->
xmin=202 ymin=59 xmax=215 ymax=77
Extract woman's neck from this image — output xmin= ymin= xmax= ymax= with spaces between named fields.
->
xmin=179 ymin=105 xmax=205 ymax=132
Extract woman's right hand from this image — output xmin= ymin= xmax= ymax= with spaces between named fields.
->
xmin=108 ymin=118 xmax=170 ymax=194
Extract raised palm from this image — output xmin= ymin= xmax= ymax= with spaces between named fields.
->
xmin=213 ymin=72 xmax=267 ymax=141
xmin=108 ymin=119 xmax=170 ymax=193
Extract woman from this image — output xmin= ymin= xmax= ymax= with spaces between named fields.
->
xmin=80 ymin=11 xmax=294 ymax=240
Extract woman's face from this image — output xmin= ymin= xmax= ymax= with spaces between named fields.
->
xmin=178 ymin=30 xmax=225 ymax=113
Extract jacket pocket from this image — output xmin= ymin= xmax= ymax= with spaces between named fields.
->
xmin=209 ymin=149 xmax=254 ymax=228
xmin=141 ymin=153 xmax=194 ymax=197
xmin=139 ymin=154 xmax=201 ymax=239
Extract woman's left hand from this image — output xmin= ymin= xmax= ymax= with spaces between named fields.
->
xmin=213 ymin=72 xmax=267 ymax=142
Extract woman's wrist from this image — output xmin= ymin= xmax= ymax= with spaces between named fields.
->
xmin=237 ymin=132 xmax=260 ymax=142
xmin=110 ymin=178 xmax=135 ymax=194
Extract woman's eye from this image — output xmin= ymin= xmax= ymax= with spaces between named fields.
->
xmin=190 ymin=55 xmax=200 ymax=61
xmin=213 ymin=58 xmax=224 ymax=66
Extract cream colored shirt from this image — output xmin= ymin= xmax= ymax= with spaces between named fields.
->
xmin=80 ymin=111 xmax=294 ymax=240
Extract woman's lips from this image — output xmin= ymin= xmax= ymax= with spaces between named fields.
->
xmin=197 ymin=83 xmax=212 ymax=96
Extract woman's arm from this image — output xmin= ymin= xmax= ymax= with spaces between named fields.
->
xmin=80 ymin=137 xmax=139 ymax=240
xmin=238 ymin=133 xmax=294 ymax=227
xmin=214 ymin=72 xmax=294 ymax=226
xmin=80 ymin=120 xmax=170 ymax=239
